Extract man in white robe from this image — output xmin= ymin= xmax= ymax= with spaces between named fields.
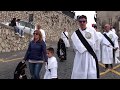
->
xmin=61 ymin=28 xmax=70 ymax=48
xmin=71 ymin=15 xmax=99 ymax=79
xmin=101 ymin=24 xmax=119 ymax=69
xmin=93 ymin=25 xmax=103 ymax=62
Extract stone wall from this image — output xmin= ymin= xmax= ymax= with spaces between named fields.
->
xmin=0 ymin=11 xmax=78 ymax=53
xmin=97 ymin=11 xmax=120 ymax=31
xmin=0 ymin=23 xmax=31 ymax=53
xmin=0 ymin=11 xmax=78 ymax=42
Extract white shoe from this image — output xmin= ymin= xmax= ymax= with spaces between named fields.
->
xmin=21 ymin=36 xmax=24 ymax=38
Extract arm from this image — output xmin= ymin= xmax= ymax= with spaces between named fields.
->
xmin=72 ymin=40 xmax=77 ymax=53
xmin=40 ymin=30 xmax=45 ymax=42
xmin=43 ymin=31 xmax=45 ymax=39
xmin=94 ymin=29 xmax=99 ymax=51
xmin=41 ymin=30 xmax=45 ymax=39
xmin=61 ymin=32 xmax=63 ymax=39
xmin=114 ymin=37 xmax=119 ymax=51
xmin=57 ymin=41 xmax=60 ymax=57
xmin=16 ymin=22 xmax=19 ymax=27
xmin=23 ymin=42 xmax=31 ymax=61
xmin=42 ymin=41 xmax=48 ymax=62
xmin=66 ymin=32 xmax=69 ymax=38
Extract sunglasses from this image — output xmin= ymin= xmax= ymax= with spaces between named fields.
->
xmin=47 ymin=52 xmax=50 ymax=55
xmin=79 ymin=20 xmax=86 ymax=23
xmin=33 ymin=33 xmax=39 ymax=35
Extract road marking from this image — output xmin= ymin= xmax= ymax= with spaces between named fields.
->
xmin=100 ymin=69 xmax=111 ymax=76
xmin=1 ymin=58 xmax=120 ymax=76
xmin=111 ymin=69 xmax=120 ymax=76
xmin=113 ymin=64 xmax=120 ymax=69
xmin=99 ymin=63 xmax=105 ymax=68
xmin=99 ymin=63 xmax=120 ymax=76
xmin=0 ymin=57 xmax=23 ymax=63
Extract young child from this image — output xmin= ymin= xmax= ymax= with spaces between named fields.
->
xmin=44 ymin=47 xmax=58 ymax=79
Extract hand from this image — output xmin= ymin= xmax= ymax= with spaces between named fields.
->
xmin=22 ymin=60 xmax=25 ymax=63
xmin=114 ymin=47 xmax=118 ymax=51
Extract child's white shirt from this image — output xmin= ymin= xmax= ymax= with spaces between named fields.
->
xmin=44 ymin=56 xmax=58 ymax=79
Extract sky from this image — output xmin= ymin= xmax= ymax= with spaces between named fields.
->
xmin=74 ymin=11 xmax=96 ymax=27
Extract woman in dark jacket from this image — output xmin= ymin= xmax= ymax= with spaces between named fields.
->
xmin=57 ymin=38 xmax=66 ymax=62
xmin=24 ymin=30 xmax=48 ymax=79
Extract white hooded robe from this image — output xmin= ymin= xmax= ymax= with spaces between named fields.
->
xmin=101 ymin=31 xmax=119 ymax=64
xmin=71 ymin=27 xmax=99 ymax=79
xmin=95 ymin=32 xmax=103 ymax=62
xmin=61 ymin=31 xmax=70 ymax=48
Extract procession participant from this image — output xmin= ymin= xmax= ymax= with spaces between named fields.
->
xmin=44 ymin=47 xmax=58 ymax=79
xmin=71 ymin=15 xmax=99 ymax=79
xmin=61 ymin=28 xmax=70 ymax=48
xmin=57 ymin=38 xmax=67 ymax=61
xmin=93 ymin=25 xmax=103 ymax=62
xmin=101 ymin=24 xmax=119 ymax=70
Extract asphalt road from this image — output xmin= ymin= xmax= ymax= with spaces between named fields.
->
xmin=0 ymin=41 xmax=120 ymax=79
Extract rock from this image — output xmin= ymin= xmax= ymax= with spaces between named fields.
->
xmin=1 ymin=42 xmax=5 ymax=48
xmin=0 ymin=46 xmax=2 ymax=51
xmin=0 ymin=38 xmax=2 ymax=43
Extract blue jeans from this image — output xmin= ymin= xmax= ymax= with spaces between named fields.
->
xmin=14 ymin=26 xmax=19 ymax=33
xmin=19 ymin=29 xmax=24 ymax=36
xmin=29 ymin=63 xmax=43 ymax=79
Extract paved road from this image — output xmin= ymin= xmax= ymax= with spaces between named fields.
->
xmin=0 ymin=41 xmax=120 ymax=79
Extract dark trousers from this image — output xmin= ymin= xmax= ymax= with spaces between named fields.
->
xmin=29 ymin=63 xmax=43 ymax=79
xmin=14 ymin=26 xmax=19 ymax=33
xmin=105 ymin=64 xmax=113 ymax=68
xmin=19 ymin=29 xmax=24 ymax=36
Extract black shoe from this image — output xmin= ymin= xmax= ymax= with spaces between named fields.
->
xmin=60 ymin=60 xmax=64 ymax=62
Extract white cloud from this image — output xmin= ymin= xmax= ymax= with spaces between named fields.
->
xmin=74 ymin=11 xmax=96 ymax=27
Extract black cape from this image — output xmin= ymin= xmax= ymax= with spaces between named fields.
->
xmin=57 ymin=38 xmax=66 ymax=60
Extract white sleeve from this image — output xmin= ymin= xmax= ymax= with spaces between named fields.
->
xmin=61 ymin=32 xmax=63 ymax=38
xmin=114 ymin=38 xmax=119 ymax=48
xmin=113 ymin=33 xmax=119 ymax=48
xmin=42 ymin=30 xmax=46 ymax=38
xmin=93 ymin=30 xmax=99 ymax=51
xmin=71 ymin=32 xmax=87 ymax=53
xmin=16 ymin=22 xmax=19 ymax=27
xmin=94 ymin=29 xmax=99 ymax=42
xmin=72 ymin=40 xmax=77 ymax=52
